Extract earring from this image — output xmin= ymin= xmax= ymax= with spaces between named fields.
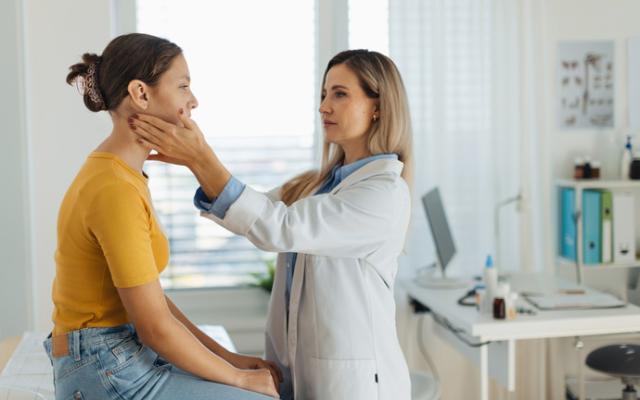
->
xmin=373 ymin=114 xmax=378 ymax=122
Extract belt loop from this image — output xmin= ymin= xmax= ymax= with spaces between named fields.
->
xmin=72 ymin=330 xmax=81 ymax=361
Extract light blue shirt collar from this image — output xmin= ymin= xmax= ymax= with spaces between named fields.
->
xmin=316 ymin=153 xmax=398 ymax=195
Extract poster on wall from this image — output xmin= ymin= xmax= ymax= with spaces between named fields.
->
xmin=629 ymin=36 xmax=640 ymax=131
xmin=557 ymin=41 xmax=614 ymax=129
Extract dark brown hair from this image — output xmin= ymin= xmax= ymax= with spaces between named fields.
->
xmin=66 ymin=33 xmax=182 ymax=112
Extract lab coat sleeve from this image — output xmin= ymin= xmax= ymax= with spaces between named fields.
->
xmin=201 ymin=178 xmax=405 ymax=259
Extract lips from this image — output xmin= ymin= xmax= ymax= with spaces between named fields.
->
xmin=323 ymin=120 xmax=337 ymax=127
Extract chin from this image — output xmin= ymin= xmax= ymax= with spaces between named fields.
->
xmin=323 ymin=132 xmax=340 ymax=144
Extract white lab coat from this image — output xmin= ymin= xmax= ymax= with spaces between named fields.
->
xmin=202 ymin=158 xmax=411 ymax=400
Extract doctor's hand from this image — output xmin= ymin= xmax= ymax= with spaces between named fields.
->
xmin=235 ymin=368 xmax=280 ymax=399
xmin=228 ymin=353 xmax=283 ymax=393
xmin=130 ymin=109 xmax=212 ymax=169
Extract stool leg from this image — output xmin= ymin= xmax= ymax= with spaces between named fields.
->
xmin=623 ymin=384 xmax=637 ymax=400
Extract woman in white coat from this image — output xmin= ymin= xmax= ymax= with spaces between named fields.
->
xmin=130 ymin=49 xmax=413 ymax=400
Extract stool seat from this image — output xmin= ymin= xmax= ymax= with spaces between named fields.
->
xmin=586 ymin=344 xmax=640 ymax=379
xmin=410 ymin=371 xmax=440 ymax=400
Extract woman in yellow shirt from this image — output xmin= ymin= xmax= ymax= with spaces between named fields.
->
xmin=45 ymin=33 xmax=280 ymax=400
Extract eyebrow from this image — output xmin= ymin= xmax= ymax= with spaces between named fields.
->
xmin=180 ymin=75 xmax=191 ymax=82
xmin=322 ymin=84 xmax=349 ymax=92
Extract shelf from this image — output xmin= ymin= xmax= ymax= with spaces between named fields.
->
xmin=557 ymin=256 xmax=640 ymax=270
xmin=556 ymin=179 xmax=640 ymax=190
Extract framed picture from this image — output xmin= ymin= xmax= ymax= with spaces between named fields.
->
xmin=557 ymin=41 xmax=614 ymax=129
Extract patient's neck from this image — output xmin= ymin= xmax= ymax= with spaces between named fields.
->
xmin=95 ymin=117 xmax=150 ymax=175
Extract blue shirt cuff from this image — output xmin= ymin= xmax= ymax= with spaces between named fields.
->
xmin=193 ymin=177 xmax=246 ymax=219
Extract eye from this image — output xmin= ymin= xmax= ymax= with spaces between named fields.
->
xmin=179 ymin=84 xmax=189 ymax=90
xmin=335 ymin=91 xmax=346 ymax=98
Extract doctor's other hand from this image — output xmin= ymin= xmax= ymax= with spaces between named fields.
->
xmin=227 ymin=353 xmax=283 ymax=391
xmin=130 ymin=109 xmax=212 ymax=169
xmin=235 ymin=368 xmax=280 ymax=399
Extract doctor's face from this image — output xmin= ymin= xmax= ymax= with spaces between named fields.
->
xmin=319 ymin=64 xmax=378 ymax=147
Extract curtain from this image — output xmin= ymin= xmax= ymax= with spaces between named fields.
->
xmin=391 ymin=0 xmax=554 ymax=398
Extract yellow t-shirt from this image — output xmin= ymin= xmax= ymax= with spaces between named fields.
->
xmin=51 ymin=152 xmax=169 ymax=335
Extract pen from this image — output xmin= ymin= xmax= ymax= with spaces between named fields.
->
xmin=558 ymin=289 xmax=585 ymax=295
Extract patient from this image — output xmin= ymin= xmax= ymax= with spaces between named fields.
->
xmin=44 ymin=33 xmax=280 ymax=400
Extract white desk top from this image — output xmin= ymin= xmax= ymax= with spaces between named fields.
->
xmin=404 ymin=273 xmax=640 ymax=342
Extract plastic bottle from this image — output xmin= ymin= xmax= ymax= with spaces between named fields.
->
xmin=621 ymin=136 xmax=633 ymax=179
xmin=483 ymin=255 xmax=498 ymax=314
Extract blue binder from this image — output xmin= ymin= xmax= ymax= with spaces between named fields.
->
xmin=582 ymin=190 xmax=602 ymax=264
xmin=560 ymin=188 xmax=576 ymax=260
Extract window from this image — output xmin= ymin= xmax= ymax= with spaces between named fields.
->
xmin=136 ymin=0 xmax=316 ymax=288
xmin=348 ymin=0 xmax=389 ymax=54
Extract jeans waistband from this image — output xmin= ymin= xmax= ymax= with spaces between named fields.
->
xmin=46 ymin=324 xmax=136 ymax=360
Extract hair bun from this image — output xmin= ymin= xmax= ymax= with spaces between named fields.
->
xmin=66 ymin=53 xmax=106 ymax=112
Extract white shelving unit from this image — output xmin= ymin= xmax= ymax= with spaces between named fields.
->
xmin=556 ymin=179 xmax=640 ymax=284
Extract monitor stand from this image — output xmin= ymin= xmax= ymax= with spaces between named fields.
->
xmin=414 ymin=263 xmax=469 ymax=289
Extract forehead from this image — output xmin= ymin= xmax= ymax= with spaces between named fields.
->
xmin=323 ymin=63 xmax=359 ymax=89
xmin=160 ymin=54 xmax=189 ymax=81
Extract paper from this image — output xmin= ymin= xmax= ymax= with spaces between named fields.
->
xmin=524 ymin=292 xmax=625 ymax=310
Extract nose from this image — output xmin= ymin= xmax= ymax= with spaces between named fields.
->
xmin=190 ymin=92 xmax=199 ymax=110
xmin=318 ymin=97 xmax=330 ymax=115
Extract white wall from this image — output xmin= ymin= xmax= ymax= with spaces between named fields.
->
xmin=542 ymin=0 xmax=640 ymax=290
xmin=0 ymin=0 xmax=31 ymax=339
xmin=545 ymin=0 xmax=640 ymax=180
xmin=23 ymin=0 xmax=113 ymax=331
xmin=399 ymin=1 xmax=640 ymax=399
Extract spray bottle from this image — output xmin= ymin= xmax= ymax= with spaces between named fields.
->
xmin=482 ymin=255 xmax=498 ymax=314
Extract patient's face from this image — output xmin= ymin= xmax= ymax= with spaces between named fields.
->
xmin=145 ymin=54 xmax=198 ymax=126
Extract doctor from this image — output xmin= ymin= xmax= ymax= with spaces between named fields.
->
xmin=131 ymin=49 xmax=413 ymax=399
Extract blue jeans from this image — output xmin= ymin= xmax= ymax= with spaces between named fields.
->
xmin=43 ymin=324 xmax=275 ymax=400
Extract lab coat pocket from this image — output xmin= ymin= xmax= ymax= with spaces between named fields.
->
xmin=308 ymin=357 xmax=378 ymax=399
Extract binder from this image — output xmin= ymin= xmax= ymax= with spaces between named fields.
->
xmin=560 ymin=188 xmax=576 ymax=261
xmin=613 ymin=192 xmax=636 ymax=263
xmin=601 ymin=190 xmax=613 ymax=264
xmin=582 ymin=190 xmax=602 ymax=264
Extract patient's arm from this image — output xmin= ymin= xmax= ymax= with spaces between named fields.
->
xmin=117 ymin=280 xmax=278 ymax=398
xmin=165 ymin=295 xmax=283 ymax=387
xmin=164 ymin=295 xmax=233 ymax=358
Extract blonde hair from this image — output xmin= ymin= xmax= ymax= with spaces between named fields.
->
xmin=281 ymin=50 xmax=413 ymax=206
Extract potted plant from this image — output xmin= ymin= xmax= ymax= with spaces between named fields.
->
xmin=250 ymin=259 xmax=276 ymax=293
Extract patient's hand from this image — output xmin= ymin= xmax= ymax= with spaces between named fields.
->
xmin=236 ymin=368 xmax=280 ymax=398
xmin=228 ymin=353 xmax=283 ymax=393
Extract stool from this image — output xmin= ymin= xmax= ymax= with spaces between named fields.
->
xmin=410 ymin=371 xmax=440 ymax=400
xmin=586 ymin=344 xmax=640 ymax=400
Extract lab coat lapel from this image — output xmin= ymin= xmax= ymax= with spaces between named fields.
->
xmin=287 ymin=253 xmax=306 ymax=372
xmin=330 ymin=159 xmax=404 ymax=194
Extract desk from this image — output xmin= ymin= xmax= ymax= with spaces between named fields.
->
xmin=404 ymin=273 xmax=640 ymax=400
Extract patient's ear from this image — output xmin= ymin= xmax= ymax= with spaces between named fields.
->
xmin=128 ymin=79 xmax=150 ymax=110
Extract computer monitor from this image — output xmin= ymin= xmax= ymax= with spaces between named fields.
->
xmin=418 ymin=187 xmax=466 ymax=288
xmin=422 ymin=187 xmax=456 ymax=277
